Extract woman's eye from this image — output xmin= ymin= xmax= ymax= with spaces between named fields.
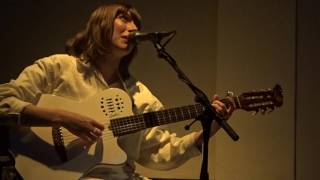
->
xmin=118 ymin=14 xmax=131 ymax=22
xmin=120 ymin=17 xmax=128 ymax=22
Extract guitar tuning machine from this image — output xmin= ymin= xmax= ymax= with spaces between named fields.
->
xmin=252 ymin=111 xmax=258 ymax=116
xmin=266 ymin=106 xmax=275 ymax=113
xmin=226 ymin=90 xmax=234 ymax=97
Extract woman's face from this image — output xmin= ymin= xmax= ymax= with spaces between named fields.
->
xmin=111 ymin=13 xmax=138 ymax=55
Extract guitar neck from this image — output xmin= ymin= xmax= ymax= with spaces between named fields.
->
xmin=110 ymin=103 xmax=204 ymax=136
xmin=109 ymin=96 xmax=241 ymax=137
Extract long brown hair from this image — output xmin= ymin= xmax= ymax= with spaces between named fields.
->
xmin=65 ymin=2 xmax=142 ymax=79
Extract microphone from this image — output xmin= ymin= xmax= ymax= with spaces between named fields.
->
xmin=128 ymin=31 xmax=175 ymax=43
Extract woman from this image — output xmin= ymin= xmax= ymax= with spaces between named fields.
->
xmin=0 ymin=2 xmax=231 ymax=180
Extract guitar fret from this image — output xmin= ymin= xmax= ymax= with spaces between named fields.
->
xmin=162 ymin=109 xmax=170 ymax=125
xmin=235 ymin=96 xmax=241 ymax=109
xmin=111 ymin=104 xmax=205 ymax=137
xmin=167 ymin=110 xmax=172 ymax=123
xmin=157 ymin=111 xmax=163 ymax=126
xmin=112 ymin=117 xmax=124 ymax=136
xmin=111 ymin=115 xmax=142 ymax=136
xmin=170 ymin=110 xmax=176 ymax=121
xmin=178 ymin=106 xmax=184 ymax=120
xmin=173 ymin=109 xmax=178 ymax=121
xmin=166 ymin=109 xmax=173 ymax=123
xmin=186 ymin=106 xmax=192 ymax=119
xmin=131 ymin=115 xmax=145 ymax=133
xmin=194 ymin=104 xmax=200 ymax=115
xmin=182 ymin=108 xmax=186 ymax=119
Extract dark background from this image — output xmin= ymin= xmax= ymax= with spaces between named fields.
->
xmin=1 ymin=0 xmax=319 ymax=179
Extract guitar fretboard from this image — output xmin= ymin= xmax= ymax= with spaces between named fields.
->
xmin=109 ymin=103 xmax=204 ymax=136
xmin=108 ymin=87 xmax=282 ymax=137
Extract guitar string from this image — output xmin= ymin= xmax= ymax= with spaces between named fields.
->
xmin=59 ymin=104 xmax=203 ymax=138
xmin=53 ymin=97 xmax=258 ymax=145
xmin=62 ymin=111 xmax=162 ymax=142
xmin=61 ymin=96 xmax=264 ymax=146
xmin=53 ymin=96 xmax=234 ymax=141
xmin=63 ymin=135 xmax=119 ymax=145
xmin=61 ymin=116 xmax=146 ymax=138
xmin=62 ymin=112 xmax=171 ymax=139
xmin=61 ymin=107 xmax=202 ymax=141
xmin=117 ymin=106 xmax=201 ymax=135
xmin=43 ymin=87 xmax=246 ymax=145
xmin=62 ymin=118 xmax=147 ymax=140
xmin=60 ymin=111 xmax=148 ymax=138
xmin=62 ymin=108 xmax=196 ymax=143
xmin=61 ymin=118 xmax=146 ymax=140
xmin=62 ymin=123 xmax=146 ymax=142
xmin=109 ymin=105 xmax=202 ymax=136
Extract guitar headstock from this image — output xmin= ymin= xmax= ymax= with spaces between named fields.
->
xmin=235 ymin=84 xmax=283 ymax=114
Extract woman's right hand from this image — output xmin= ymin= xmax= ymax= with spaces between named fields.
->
xmin=56 ymin=109 xmax=105 ymax=143
xmin=21 ymin=105 xmax=105 ymax=143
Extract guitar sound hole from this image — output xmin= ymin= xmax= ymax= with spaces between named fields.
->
xmin=99 ymin=95 xmax=125 ymax=117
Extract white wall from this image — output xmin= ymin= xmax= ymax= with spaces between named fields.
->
xmin=214 ymin=1 xmax=295 ymax=180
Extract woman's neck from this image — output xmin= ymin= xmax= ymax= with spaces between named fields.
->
xmin=95 ymin=52 xmax=123 ymax=85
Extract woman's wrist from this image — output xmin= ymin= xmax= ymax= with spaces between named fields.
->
xmin=21 ymin=104 xmax=64 ymax=127
xmin=194 ymin=131 xmax=203 ymax=152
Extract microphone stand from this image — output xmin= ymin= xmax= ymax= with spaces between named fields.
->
xmin=149 ymin=36 xmax=239 ymax=180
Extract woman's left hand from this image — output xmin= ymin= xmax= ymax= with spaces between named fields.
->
xmin=211 ymin=94 xmax=233 ymax=120
xmin=193 ymin=94 xmax=235 ymax=149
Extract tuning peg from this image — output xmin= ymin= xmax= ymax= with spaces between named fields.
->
xmin=251 ymin=111 xmax=258 ymax=116
xmin=260 ymin=108 xmax=266 ymax=115
xmin=267 ymin=109 xmax=274 ymax=113
xmin=226 ymin=91 xmax=234 ymax=97
xmin=267 ymin=106 xmax=274 ymax=113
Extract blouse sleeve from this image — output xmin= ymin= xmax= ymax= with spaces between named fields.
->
xmin=132 ymin=82 xmax=201 ymax=170
xmin=0 ymin=55 xmax=60 ymax=114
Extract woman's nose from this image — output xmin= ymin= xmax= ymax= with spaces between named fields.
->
xmin=127 ymin=21 xmax=138 ymax=32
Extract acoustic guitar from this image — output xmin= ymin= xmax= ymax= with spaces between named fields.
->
xmin=11 ymin=85 xmax=283 ymax=179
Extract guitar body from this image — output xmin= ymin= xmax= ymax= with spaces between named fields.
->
xmin=11 ymin=88 xmax=133 ymax=180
